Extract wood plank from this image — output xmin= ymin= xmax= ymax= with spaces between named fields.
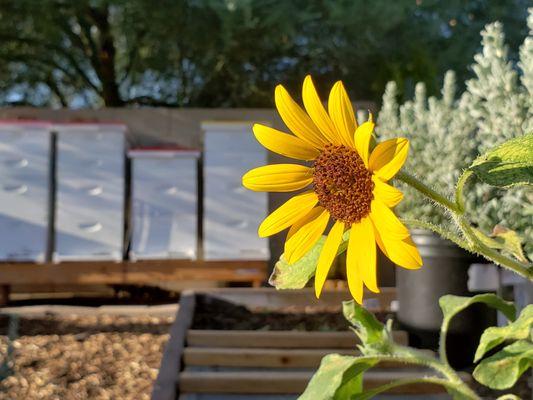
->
xmin=179 ymin=371 xmax=448 ymax=394
xmin=183 ymin=347 xmax=433 ymax=369
xmin=0 ymin=260 xmax=267 ymax=285
xmin=186 ymin=330 xmax=408 ymax=349
xmin=152 ymin=292 xmax=196 ymax=400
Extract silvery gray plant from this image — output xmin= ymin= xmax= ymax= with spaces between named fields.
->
xmin=377 ymin=11 xmax=533 ymax=259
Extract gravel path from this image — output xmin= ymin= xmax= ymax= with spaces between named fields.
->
xmin=0 ymin=314 xmax=173 ymax=400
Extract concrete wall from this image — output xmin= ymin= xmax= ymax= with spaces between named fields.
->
xmin=0 ymin=105 xmax=392 ymax=283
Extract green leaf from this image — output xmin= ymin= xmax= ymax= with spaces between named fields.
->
xmin=269 ymin=232 xmax=350 ymax=290
xmin=298 ymin=354 xmax=377 ymax=400
xmin=492 ymin=225 xmax=528 ymax=263
xmin=468 ymin=132 xmax=533 ymax=188
xmin=343 ymin=300 xmax=386 ymax=350
xmin=440 ymin=294 xmax=516 ymax=329
xmin=439 ymin=294 xmax=516 ymax=363
xmin=470 ymin=226 xmax=528 ymax=263
xmin=475 ymin=304 xmax=533 ymax=362
xmin=351 ymin=377 xmax=470 ymax=400
xmin=268 ymin=236 xmax=325 ymax=290
xmin=473 ymin=340 xmax=533 ymax=390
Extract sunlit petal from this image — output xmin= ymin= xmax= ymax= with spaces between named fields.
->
xmin=354 ymin=120 xmax=374 ymax=167
xmin=275 ymin=85 xmax=326 ymax=149
xmin=284 ymin=208 xmax=330 ymax=264
xmin=303 ymin=75 xmax=342 ymax=144
xmin=372 ymin=176 xmax=403 ymax=207
xmin=328 ymin=81 xmax=356 ymax=147
xmin=350 ymin=217 xmax=379 ymax=293
xmin=314 ymin=220 xmax=345 ymax=298
xmin=258 ymin=191 xmax=318 ymax=237
xmin=368 ymin=138 xmax=409 ymax=181
xmin=346 ymin=225 xmax=364 ymax=304
xmin=242 ymin=164 xmax=313 ymax=192
xmin=253 ymin=124 xmax=320 ymax=160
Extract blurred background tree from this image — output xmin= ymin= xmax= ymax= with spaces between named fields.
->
xmin=0 ymin=0 xmax=529 ymax=108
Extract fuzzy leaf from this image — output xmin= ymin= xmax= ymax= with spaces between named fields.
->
xmin=269 ymin=232 xmax=350 ymax=290
xmin=492 ymin=225 xmax=528 ymax=263
xmin=268 ymin=236 xmax=325 ymax=289
xmin=440 ymin=295 xmax=516 ymax=356
xmin=440 ymin=294 xmax=516 ymax=327
xmin=473 ymin=340 xmax=533 ymax=390
xmin=468 ymin=133 xmax=533 ymax=188
xmin=475 ymin=305 xmax=533 ymax=362
xmin=298 ymin=354 xmax=377 ymax=400
xmin=471 ymin=226 xmax=528 ymax=263
xmin=343 ymin=300 xmax=386 ymax=349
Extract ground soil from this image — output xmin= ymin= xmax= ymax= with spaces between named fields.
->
xmin=191 ymin=295 xmax=392 ymax=331
xmin=0 ymin=314 xmax=173 ymax=400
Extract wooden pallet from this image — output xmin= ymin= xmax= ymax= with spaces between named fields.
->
xmin=152 ymin=289 xmax=455 ymax=400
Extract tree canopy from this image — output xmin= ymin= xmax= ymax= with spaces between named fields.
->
xmin=0 ymin=0 xmax=529 ymax=108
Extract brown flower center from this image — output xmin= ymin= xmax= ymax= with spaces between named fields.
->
xmin=313 ymin=144 xmax=374 ymax=224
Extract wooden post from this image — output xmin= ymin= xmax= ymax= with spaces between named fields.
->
xmin=0 ymin=285 xmax=10 ymax=306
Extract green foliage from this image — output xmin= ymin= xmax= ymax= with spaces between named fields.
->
xmin=468 ymin=133 xmax=533 ymax=188
xmin=342 ymin=300 xmax=391 ymax=354
xmin=302 ymin=300 xmax=482 ymax=399
xmin=268 ymin=237 xmax=325 ymax=290
xmin=475 ymin=305 xmax=533 ymax=362
xmin=298 ymin=354 xmax=375 ymax=400
xmin=470 ymin=226 xmax=528 ymax=263
xmin=269 ymin=231 xmax=350 ymax=290
xmin=473 ymin=340 xmax=533 ymax=390
xmin=0 ymin=0 xmax=529 ymax=107
xmin=439 ymin=294 xmax=516 ymax=338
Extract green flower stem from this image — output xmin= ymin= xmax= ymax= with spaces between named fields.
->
xmin=400 ymin=218 xmax=471 ymax=252
xmin=359 ymin=377 xmax=479 ymax=400
xmin=397 ymin=171 xmax=461 ymax=213
xmin=398 ymin=169 xmax=532 ymax=281
xmin=385 ymin=351 xmax=480 ymax=399
xmin=457 ymin=217 xmax=532 ymax=280
xmin=455 ymin=169 xmax=473 ymax=213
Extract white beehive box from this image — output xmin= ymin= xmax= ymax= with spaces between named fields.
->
xmin=54 ymin=123 xmax=126 ymax=262
xmin=128 ymin=148 xmax=199 ymax=261
xmin=0 ymin=121 xmax=52 ymax=262
xmin=202 ymin=121 xmax=269 ymax=260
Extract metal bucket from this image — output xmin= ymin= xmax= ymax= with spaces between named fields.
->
xmin=397 ymin=229 xmax=494 ymax=368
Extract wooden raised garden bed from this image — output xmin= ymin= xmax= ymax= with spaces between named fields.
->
xmin=152 ymin=288 xmax=452 ymax=400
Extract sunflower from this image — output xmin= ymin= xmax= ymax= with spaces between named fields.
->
xmin=242 ymin=75 xmax=422 ymax=303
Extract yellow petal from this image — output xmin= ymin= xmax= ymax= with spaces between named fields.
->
xmin=314 ymin=220 xmax=345 ymax=298
xmin=253 ymin=124 xmax=320 ymax=161
xmin=328 ymin=81 xmax=356 ymax=147
xmin=275 ymin=85 xmax=326 ymax=149
xmin=369 ymin=199 xmax=410 ymax=239
xmin=242 ymin=164 xmax=313 ymax=192
xmin=346 ymin=226 xmax=364 ymax=304
xmin=368 ymin=138 xmax=409 ymax=181
xmin=350 ymin=218 xmax=379 ymax=293
xmin=372 ymin=176 xmax=403 ymax=208
xmin=286 ymin=205 xmax=321 ymax=242
xmin=258 ymin=191 xmax=318 ymax=237
xmin=373 ymin=225 xmax=422 ymax=270
xmin=354 ymin=120 xmax=375 ymax=167
xmin=285 ymin=207 xmax=329 ymax=264
xmin=302 ymin=75 xmax=342 ymax=144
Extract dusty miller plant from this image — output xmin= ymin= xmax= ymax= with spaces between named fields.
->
xmin=377 ymin=15 xmax=533 ymax=259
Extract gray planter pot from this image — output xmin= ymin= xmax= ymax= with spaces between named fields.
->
xmin=397 ymin=229 xmax=494 ymax=368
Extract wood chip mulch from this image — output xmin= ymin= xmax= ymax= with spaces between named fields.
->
xmin=0 ymin=314 xmax=173 ymax=400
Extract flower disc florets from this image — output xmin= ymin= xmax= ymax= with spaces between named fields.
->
xmin=313 ymin=144 xmax=374 ymax=224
